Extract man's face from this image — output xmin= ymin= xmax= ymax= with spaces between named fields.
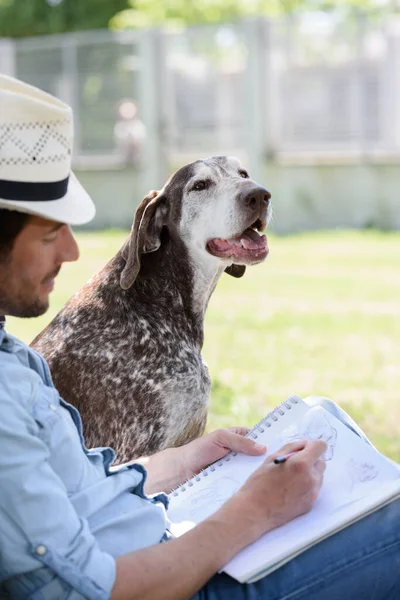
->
xmin=0 ymin=216 xmax=79 ymax=318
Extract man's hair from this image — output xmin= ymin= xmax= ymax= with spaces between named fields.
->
xmin=0 ymin=209 xmax=31 ymax=260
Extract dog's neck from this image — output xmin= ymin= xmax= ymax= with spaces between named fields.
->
xmin=90 ymin=240 xmax=224 ymax=348
xmin=136 ymin=238 xmax=226 ymax=322
xmin=183 ymin=244 xmax=226 ymax=317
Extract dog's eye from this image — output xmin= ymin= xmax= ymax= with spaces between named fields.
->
xmin=239 ymin=170 xmax=249 ymax=179
xmin=191 ymin=180 xmax=210 ymax=192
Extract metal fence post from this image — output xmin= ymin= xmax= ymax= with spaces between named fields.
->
xmin=243 ymin=18 xmax=271 ymax=181
xmin=0 ymin=38 xmax=16 ymax=76
xmin=386 ymin=18 xmax=400 ymax=152
xmin=138 ymin=28 xmax=168 ymax=195
xmin=354 ymin=12 xmax=369 ymax=154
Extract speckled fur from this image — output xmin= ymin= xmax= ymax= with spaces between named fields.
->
xmin=32 ymin=157 xmax=271 ymax=463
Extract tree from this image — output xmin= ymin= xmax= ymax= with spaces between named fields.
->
xmin=0 ymin=0 xmax=129 ymax=38
xmin=109 ymin=0 xmax=397 ymax=30
xmin=0 ymin=0 xmax=396 ymax=37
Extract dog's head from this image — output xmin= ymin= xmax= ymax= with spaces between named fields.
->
xmin=120 ymin=156 xmax=271 ymax=289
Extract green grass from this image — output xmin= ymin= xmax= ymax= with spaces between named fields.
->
xmin=6 ymin=229 xmax=400 ymax=461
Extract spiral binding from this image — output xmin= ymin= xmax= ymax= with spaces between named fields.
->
xmin=169 ymin=395 xmax=301 ymax=498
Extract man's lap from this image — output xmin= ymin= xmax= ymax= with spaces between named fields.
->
xmin=192 ymin=498 xmax=400 ymax=600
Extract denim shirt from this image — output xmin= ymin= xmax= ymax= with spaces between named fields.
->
xmin=0 ymin=321 xmax=168 ymax=600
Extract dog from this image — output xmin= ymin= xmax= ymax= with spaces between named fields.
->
xmin=32 ymin=156 xmax=271 ymax=463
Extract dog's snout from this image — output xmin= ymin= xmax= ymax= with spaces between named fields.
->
xmin=240 ymin=185 xmax=271 ymax=212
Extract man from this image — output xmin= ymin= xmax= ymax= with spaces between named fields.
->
xmin=0 ymin=74 xmax=399 ymax=600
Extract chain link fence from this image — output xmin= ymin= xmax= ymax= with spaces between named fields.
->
xmin=1 ymin=14 xmax=400 ymax=183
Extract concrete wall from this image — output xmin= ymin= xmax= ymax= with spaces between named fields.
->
xmin=264 ymin=161 xmax=400 ymax=233
xmin=75 ymin=160 xmax=400 ymax=233
xmin=75 ymin=167 xmax=143 ymax=230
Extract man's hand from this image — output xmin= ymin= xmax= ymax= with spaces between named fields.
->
xmin=112 ymin=438 xmax=327 ymax=600
xmin=212 ymin=438 xmax=327 ymax=552
xmin=135 ymin=427 xmax=266 ymax=495
xmin=180 ymin=427 xmax=267 ymax=482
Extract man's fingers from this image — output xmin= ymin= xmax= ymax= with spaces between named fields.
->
xmin=301 ymin=439 xmax=328 ymax=463
xmin=314 ymin=457 xmax=327 ymax=477
xmin=268 ymin=439 xmax=328 ymax=466
xmin=228 ymin=426 xmax=251 ymax=437
xmin=219 ymin=429 xmax=266 ymax=456
xmin=271 ymin=439 xmax=308 ymax=459
xmin=213 ymin=431 xmax=327 ymax=461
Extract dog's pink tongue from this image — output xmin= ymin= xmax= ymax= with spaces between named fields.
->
xmin=212 ymin=239 xmax=233 ymax=251
xmin=239 ymin=228 xmax=266 ymax=250
xmin=208 ymin=229 xmax=268 ymax=256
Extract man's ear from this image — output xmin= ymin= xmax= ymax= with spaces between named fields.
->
xmin=120 ymin=190 xmax=168 ymax=290
xmin=224 ymin=264 xmax=246 ymax=278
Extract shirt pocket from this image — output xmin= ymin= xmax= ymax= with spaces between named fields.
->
xmin=31 ymin=384 xmax=88 ymax=496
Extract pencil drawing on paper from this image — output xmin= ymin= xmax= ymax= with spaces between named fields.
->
xmin=182 ymin=477 xmax=240 ymax=520
xmin=346 ymin=458 xmax=379 ymax=492
xmin=279 ymin=407 xmax=338 ymax=461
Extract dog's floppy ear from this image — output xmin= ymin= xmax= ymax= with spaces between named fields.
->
xmin=120 ymin=189 xmax=168 ymax=289
xmin=224 ymin=264 xmax=246 ymax=278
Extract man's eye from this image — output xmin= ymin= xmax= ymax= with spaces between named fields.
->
xmin=43 ymin=234 xmax=58 ymax=243
xmin=239 ymin=170 xmax=249 ymax=179
xmin=191 ymin=180 xmax=209 ymax=192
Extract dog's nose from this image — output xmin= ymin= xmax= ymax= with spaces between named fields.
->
xmin=239 ymin=185 xmax=271 ymax=212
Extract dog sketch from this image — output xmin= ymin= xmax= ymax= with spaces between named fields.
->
xmin=32 ymin=156 xmax=271 ymax=463
xmin=346 ymin=459 xmax=379 ymax=494
xmin=279 ymin=407 xmax=338 ymax=461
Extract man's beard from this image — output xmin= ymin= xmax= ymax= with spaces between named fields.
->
xmin=0 ymin=290 xmax=49 ymax=318
xmin=0 ymin=263 xmax=59 ymax=319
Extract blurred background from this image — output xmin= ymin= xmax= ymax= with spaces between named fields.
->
xmin=2 ymin=0 xmax=400 ymax=458
xmin=1 ymin=0 xmax=400 ymax=232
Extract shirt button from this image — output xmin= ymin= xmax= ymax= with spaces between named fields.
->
xmin=35 ymin=544 xmax=47 ymax=556
xmin=49 ymin=404 xmax=57 ymax=412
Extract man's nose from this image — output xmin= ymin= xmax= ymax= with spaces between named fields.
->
xmin=238 ymin=185 xmax=271 ymax=213
xmin=58 ymin=225 xmax=80 ymax=263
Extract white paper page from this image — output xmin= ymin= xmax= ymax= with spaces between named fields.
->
xmin=225 ymin=478 xmax=400 ymax=582
xmin=222 ymin=407 xmax=400 ymax=580
xmin=169 ymin=403 xmax=400 ymax=582
xmin=168 ymin=398 xmax=311 ymax=532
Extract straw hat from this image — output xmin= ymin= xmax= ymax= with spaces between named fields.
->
xmin=0 ymin=74 xmax=95 ymax=225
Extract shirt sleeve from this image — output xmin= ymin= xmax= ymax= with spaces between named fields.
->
xmin=0 ymin=367 xmax=116 ymax=600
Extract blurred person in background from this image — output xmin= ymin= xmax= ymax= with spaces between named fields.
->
xmin=113 ymin=98 xmax=146 ymax=166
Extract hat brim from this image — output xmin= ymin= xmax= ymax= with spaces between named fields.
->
xmin=0 ymin=172 xmax=96 ymax=226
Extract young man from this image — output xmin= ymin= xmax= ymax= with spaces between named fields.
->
xmin=0 ymin=75 xmax=399 ymax=600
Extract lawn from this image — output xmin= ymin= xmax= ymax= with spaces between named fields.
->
xmin=6 ymin=229 xmax=400 ymax=461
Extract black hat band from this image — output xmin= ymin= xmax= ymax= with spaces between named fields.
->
xmin=0 ymin=176 xmax=69 ymax=202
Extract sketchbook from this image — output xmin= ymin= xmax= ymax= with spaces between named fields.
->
xmin=167 ymin=395 xmax=400 ymax=583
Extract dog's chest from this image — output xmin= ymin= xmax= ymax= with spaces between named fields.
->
xmin=129 ymin=332 xmax=211 ymax=403
xmin=121 ymin=332 xmax=211 ymax=449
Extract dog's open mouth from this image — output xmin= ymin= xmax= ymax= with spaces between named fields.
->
xmin=206 ymin=219 xmax=268 ymax=262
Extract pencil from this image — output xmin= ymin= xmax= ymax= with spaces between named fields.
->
xmin=273 ymin=450 xmax=300 ymax=464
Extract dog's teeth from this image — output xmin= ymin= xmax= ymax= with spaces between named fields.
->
xmin=241 ymin=238 xmax=251 ymax=249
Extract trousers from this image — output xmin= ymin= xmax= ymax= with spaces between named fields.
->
xmin=191 ymin=398 xmax=400 ymax=600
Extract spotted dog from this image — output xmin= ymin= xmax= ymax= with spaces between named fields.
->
xmin=32 ymin=156 xmax=271 ymax=463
